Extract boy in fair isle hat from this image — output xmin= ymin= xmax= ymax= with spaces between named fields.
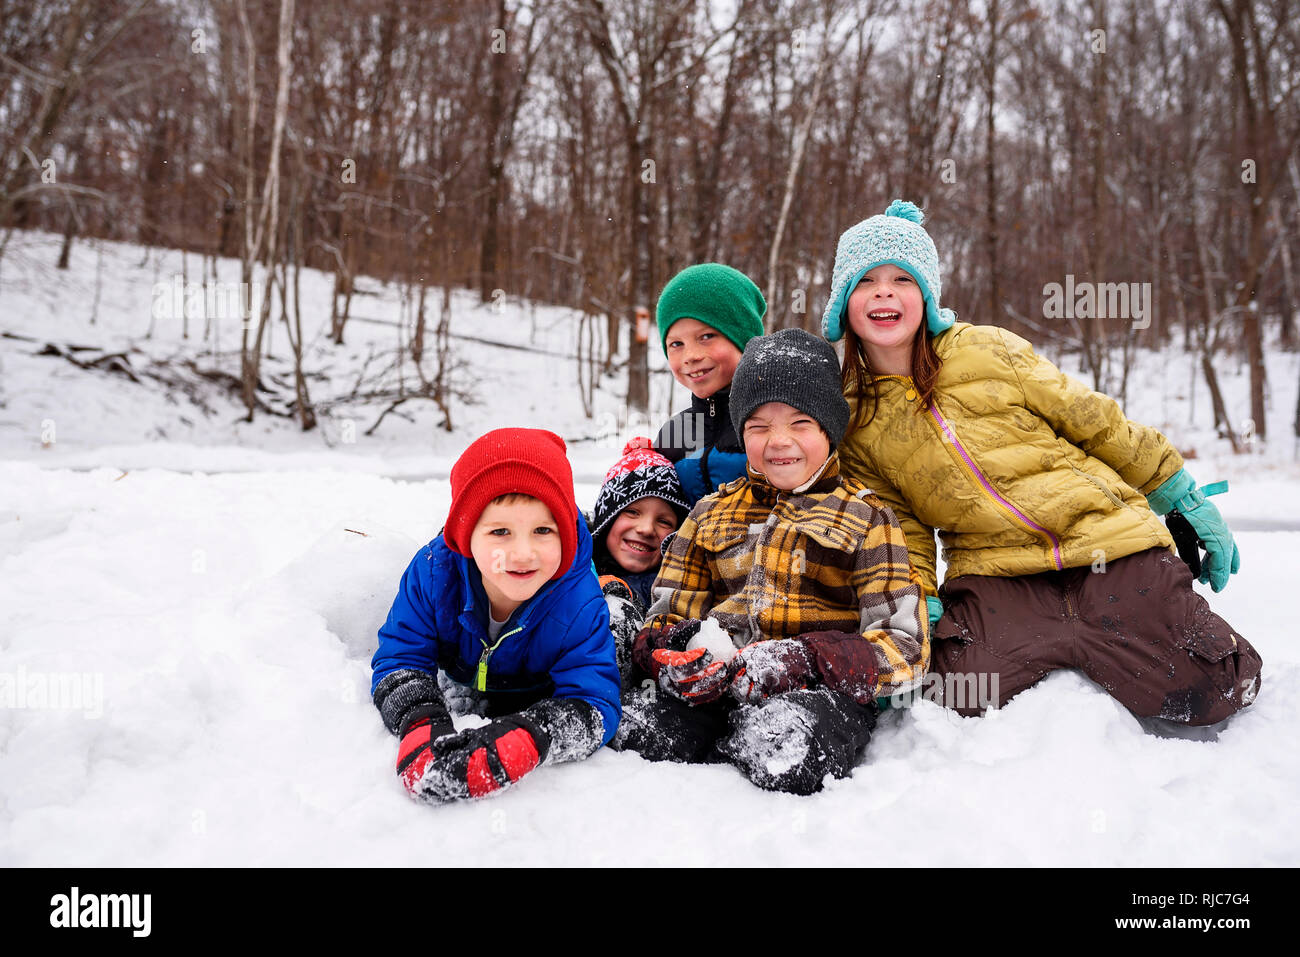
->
xmin=613 ymin=329 xmax=928 ymax=795
xmin=587 ymin=437 xmax=691 ymax=687
xmin=589 ymin=437 xmax=691 ymax=612
xmin=371 ymin=428 xmax=620 ymax=804
xmin=653 ymin=263 xmax=767 ymax=506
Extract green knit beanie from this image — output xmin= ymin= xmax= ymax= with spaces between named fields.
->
xmin=655 ymin=263 xmax=767 ymax=356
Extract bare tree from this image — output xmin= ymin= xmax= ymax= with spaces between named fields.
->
xmin=1212 ymin=0 xmax=1298 ymax=443
xmin=480 ymin=0 xmax=545 ymax=301
xmin=572 ymin=0 xmax=736 ymax=415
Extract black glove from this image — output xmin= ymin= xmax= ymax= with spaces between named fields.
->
xmin=373 ymin=669 xmax=448 ymax=736
xmin=1165 ymin=510 xmax=1203 ymax=579
xmin=601 ymin=575 xmax=644 ymax=687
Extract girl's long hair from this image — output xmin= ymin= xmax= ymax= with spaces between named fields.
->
xmin=841 ymin=320 xmax=944 ymax=432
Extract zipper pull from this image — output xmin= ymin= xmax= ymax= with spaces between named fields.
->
xmin=709 ymin=397 xmax=715 ymax=417
xmin=475 ymin=658 xmax=488 ymax=692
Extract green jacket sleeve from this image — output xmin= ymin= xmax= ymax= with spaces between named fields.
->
xmin=996 ymin=329 xmax=1184 ymax=496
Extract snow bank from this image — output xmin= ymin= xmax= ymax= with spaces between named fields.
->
xmin=2 ymin=460 xmax=1295 ymax=866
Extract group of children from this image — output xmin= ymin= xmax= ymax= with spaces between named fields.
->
xmin=372 ymin=202 xmax=1264 ymax=804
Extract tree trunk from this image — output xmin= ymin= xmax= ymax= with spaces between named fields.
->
xmin=0 ymin=0 xmax=93 ymax=237
xmin=480 ymin=0 xmax=509 ymax=301
xmin=56 ymin=207 xmax=76 ymax=269
xmin=691 ymin=1 xmax=748 ymax=263
xmin=413 ymin=280 xmax=428 ymax=367
xmin=1214 ymin=0 xmax=1278 ymax=442
xmin=765 ymin=28 xmax=833 ymax=331
xmin=1202 ymin=352 xmax=1241 ymax=452
xmin=627 ymin=125 xmax=651 ymax=416
xmin=285 ymin=145 xmax=315 ymax=431
xmin=983 ymin=0 xmax=1002 ymax=326
xmin=1276 ymin=205 xmax=1296 ymax=349
xmin=239 ymin=0 xmax=295 ymax=420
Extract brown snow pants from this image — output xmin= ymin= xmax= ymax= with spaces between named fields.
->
xmin=929 ymin=547 xmax=1263 ymax=725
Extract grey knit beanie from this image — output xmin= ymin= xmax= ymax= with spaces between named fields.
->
xmin=729 ymin=328 xmax=851 ymax=446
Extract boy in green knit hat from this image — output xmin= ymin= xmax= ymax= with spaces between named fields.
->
xmin=652 ymin=263 xmax=767 ymax=506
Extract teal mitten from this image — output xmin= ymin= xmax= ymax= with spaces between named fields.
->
xmin=926 ymin=596 xmax=945 ymax=631
xmin=1146 ymin=468 xmax=1241 ymax=592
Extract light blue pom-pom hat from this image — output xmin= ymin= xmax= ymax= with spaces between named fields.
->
xmin=821 ymin=199 xmax=956 ymax=342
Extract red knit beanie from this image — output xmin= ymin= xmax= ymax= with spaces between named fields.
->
xmin=445 ymin=428 xmax=579 ymax=579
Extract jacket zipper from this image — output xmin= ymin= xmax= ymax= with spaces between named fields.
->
xmin=475 ymin=625 xmax=522 ymax=692
xmin=927 ymin=399 xmax=1064 ymax=570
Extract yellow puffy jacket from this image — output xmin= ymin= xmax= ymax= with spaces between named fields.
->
xmin=839 ymin=323 xmax=1181 ymax=595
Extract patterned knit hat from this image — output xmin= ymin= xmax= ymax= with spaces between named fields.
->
xmin=821 ymin=199 xmax=956 ymax=342
xmin=729 ymin=328 xmax=851 ymax=446
xmin=656 ymin=263 xmax=767 ymax=356
xmin=445 ymin=428 xmax=580 ymax=579
xmin=589 ymin=437 xmax=691 ymax=542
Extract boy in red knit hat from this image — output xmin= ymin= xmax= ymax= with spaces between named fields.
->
xmin=371 ymin=428 xmax=621 ymax=804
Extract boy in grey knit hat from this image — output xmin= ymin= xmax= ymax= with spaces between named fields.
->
xmin=728 ymin=328 xmax=850 ymax=489
xmin=611 ymin=328 xmax=928 ymax=795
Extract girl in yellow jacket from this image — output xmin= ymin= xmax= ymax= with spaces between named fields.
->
xmin=820 ymin=200 xmax=1262 ymax=727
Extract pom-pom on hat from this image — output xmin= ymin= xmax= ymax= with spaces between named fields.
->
xmin=729 ymin=328 xmax=851 ymax=447
xmin=656 ymin=263 xmax=767 ymax=356
xmin=446 ymin=428 xmax=580 ymax=580
xmin=821 ymin=199 xmax=956 ymax=342
xmin=589 ymin=437 xmax=691 ymax=542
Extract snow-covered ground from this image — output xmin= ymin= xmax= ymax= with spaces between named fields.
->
xmin=2 ymin=230 xmax=1298 ymax=866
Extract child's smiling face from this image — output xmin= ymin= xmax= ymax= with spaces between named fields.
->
xmin=664 ymin=318 xmax=744 ymax=398
xmin=469 ymin=497 xmax=563 ymax=620
xmin=847 ymin=264 xmax=926 ymax=374
xmin=604 ymin=497 xmax=679 ymax=574
xmin=742 ymin=402 xmax=831 ymax=491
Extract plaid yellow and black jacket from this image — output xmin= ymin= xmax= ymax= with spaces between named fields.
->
xmin=637 ymin=452 xmax=929 ymax=700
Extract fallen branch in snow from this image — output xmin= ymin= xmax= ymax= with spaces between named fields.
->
xmin=23 ymin=328 xmax=484 ymax=438
xmin=36 ymin=342 xmax=142 ymax=383
xmin=180 ymin=359 xmax=244 ymax=395
xmin=365 ymin=394 xmax=425 ymax=435
xmin=31 ymin=339 xmax=295 ymax=419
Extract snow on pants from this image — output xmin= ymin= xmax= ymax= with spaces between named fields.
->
xmin=930 ymin=547 xmax=1263 ymax=725
xmin=609 ymin=685 xmax=877 ymax=795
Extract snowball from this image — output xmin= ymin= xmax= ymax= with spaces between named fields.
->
xmin=685 ymin=618 xmax=738 ymax=662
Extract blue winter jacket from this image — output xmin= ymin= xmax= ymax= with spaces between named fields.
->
xmin=654 ymin=386 xmax=749 ymax=506
xmin=370 ymin=517 xmax=621 ymax=745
